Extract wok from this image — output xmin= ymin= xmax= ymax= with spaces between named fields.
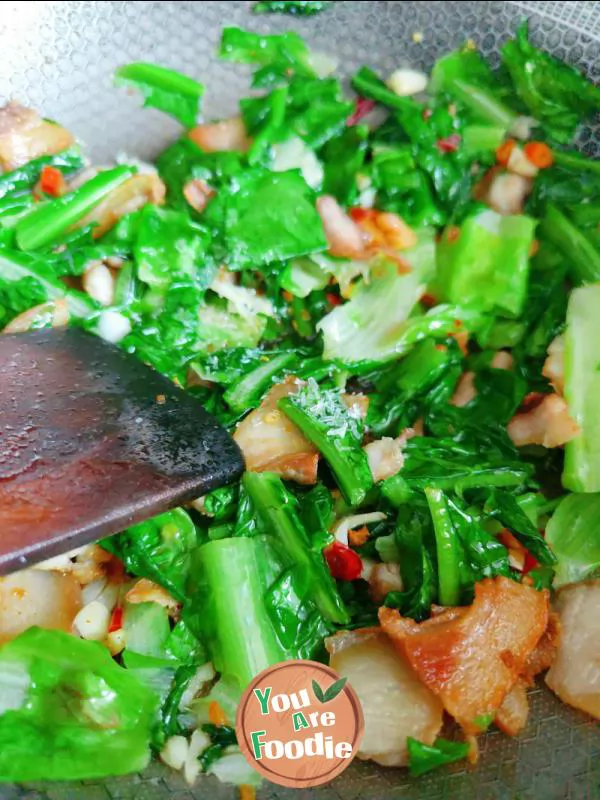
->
xmin=0 ymin=1 xmax=599 ymax=798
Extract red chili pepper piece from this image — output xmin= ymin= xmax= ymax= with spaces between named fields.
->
xmin=522 ymin=551 xmax=539 ymax=575
xmin=39 ymin=165 xmax=66 ymax=197
xmin=437 ymin=134 xmax=461 ymax=153
xmin=108 ymin=605 xmax=123 ymax=633
xmin=324 ymin=541 xmax=363 ymax=581
xmin=347 ymin=97 xmax=376 ymax=126
xmin=349 ymin=206 xmax=371 ymax=223
xmin=326 ymin=292 xmax=342 ymax=306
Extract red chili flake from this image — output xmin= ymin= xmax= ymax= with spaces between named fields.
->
xmin=421 ymin=292 xmax=437 ymax=308
xmin=324 ymin=541 xmax=363 ymax=582
xmin=422 ymin=108 xmax=433 ymax=121
xmin=108 ymin=606 xmax=123 ymax=633
xmin=437 ymin=134 xmax=462 ymax=153
xmin=347 ymin=97 xmax=376 ymax=126
xmin=522 ymin=551 xmax=539 ymax=575
xmin=349 ymin=206 xmax=371 ymax=223
xmin=453 ymin=319 xmax=463 ymax=328
xmin=326 ymin=292 xmax=342 ymax=306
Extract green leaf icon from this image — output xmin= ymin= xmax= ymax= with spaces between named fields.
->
xmin=312 ymin=676 xmax=347 ymax=703
xmin=323 ymin=676 xmax=347 ymax=702
xmin=312 ymin=679 xmax=326 ymax=703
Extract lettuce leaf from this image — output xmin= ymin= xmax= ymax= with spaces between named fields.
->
xmin=545 ymin=493 xmax=600 ymax=587
xmin=436 ymin=209 xmax=536 ymax=317
xmin=205 ymin=168 xmax=326 ymax=268
xmin=0 ymin=628 xmax=155 ymax=780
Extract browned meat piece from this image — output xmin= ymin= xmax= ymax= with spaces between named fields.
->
xmin=379 ymin=577 xmax=549 ymax=734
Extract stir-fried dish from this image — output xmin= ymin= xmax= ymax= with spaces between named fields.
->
xmin=1 ymin=14 xmax=600 ymax=791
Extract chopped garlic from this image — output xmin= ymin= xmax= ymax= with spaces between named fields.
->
xmin=73 ymin=600 xmax=110 ymax=641
xmin=96 ymin=309 xmax=132 ymax=343
xmin=272 ymin=137 xmax=323 ymax=190
xmin=386 ymin=68 xmax=428 ymax=97
xmin=160 ymin=735 xmax=189 ymax=771
xmin=179 ymin=662 xmax=216 ymax=710
xmin=510 ymin=115 xmax=538 ymax=141
xmin=184 ymin=729 xmax=211 ymax=786
xmin=507 ymin=145 xmax=539 ymax=179
xmin=83 ymin=261 xmax=115 ymax=306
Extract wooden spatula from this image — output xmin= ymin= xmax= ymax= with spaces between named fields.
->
xmin=0 ymin=327 xmax=244 ymax=574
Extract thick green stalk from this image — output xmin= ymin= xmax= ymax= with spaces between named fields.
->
xmin=16 ymin=165 xmax=134 ymax=250
xmin=563 ymin=283 xmax=600 ymax=492
xmin=243 ymin=471 xmax=349 ymax=624
xmin=192 ymin=537 xmax=286 ymax=690
xmin=425 ymin=486 xmax=462 ymax=606
xmin=462 ymin=125 xmax=505 ymax=155
xmin=278 ymin=395 xmax=373 ymax=506
xmin=552 ymin=150 xmax=600 ymax=175
xmin=351 ymin=67 xmax=416 ymax=112
xmin=539 ymin=204 xmax=600 ymax=285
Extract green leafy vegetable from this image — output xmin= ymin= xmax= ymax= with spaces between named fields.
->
xmin=538 ymin=204 xmax=600 ymax=286
xmin=563 ymin=283 xmax=600 ymax=492
xmin=243 ymin=471 xmax=348 ymax=624
xmin=317 ymin=235 xmax=437 ymax=363
xmin=203 ymin=485 xmax=239 ymax=522
xmin=135 ymin=203 xmax=213 ymax=290
xmin=431 ymin=46 xmax=517 ymax=130
xmin=425 ymin=487 xmax=463 ymax=606
xmin=485 ymin=489 xmax=557 ymax=566
xmin=407 ymin=737 xmax=470 ymax=777
xmin=101 ymin=508 xmax=199 ymax=603
xmin=385 ymin=506 xmax=436 ymax=621
xmin=279 ymin=380 xmax=374 ymax=506
xmin=436 ymin=209 xmax=537 ymax=316
xmin=220 ymin=27 xmax=317 ymax=87
xmin=254 ymin=1 xmax=332 ymax=14
xmin=115 ymin=62 xmax=204 ymax=128
xmin=369 ymin=143 xmax=444 ymax=227
xmin=188 ymin=522 xmax=338 ymax=690
xmin=188 ymin=536 xmax=286 ymax=690
xmin=400 ymin=436 xmax=531 ymax=493
xmin=545 ymin=493 xmax=600 ymax=587
xmin=0 ymin=247 xmax=94 ymax=325
xmin=501 ymin=21 xmax=600 ymax=143
xmin=322 ymin=125 xmax=369 ymax=206
xmin=16 ymin=165 xmax=135 ymax=250
xmin=205 ymin=169 xmax=326 ymax=269
xmin=223 ymin=351 xmax=297 ymax=413
xmin=362 ymin=75 xmax=479 ymax=221
xmin=157 ymin=137 xmax=243 ymax=210
xmin=0 ymin=149 xmax=83 ymax=201
xmin=0 ymin=628 xmax=156 ymax=780
xmin=198 ymin=723 xmax=238 ymax=772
